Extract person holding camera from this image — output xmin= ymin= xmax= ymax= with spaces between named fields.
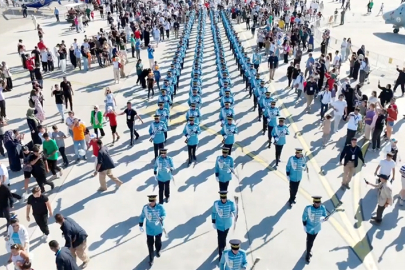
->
xmin=365 ymin=174 xmax=393 ymax=224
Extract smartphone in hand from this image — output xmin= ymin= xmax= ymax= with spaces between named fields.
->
xmin=364 ymin=179 xmax=369 ymax=184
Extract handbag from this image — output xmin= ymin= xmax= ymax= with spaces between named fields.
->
xmin=23 ymin=164 xmax=33 ymax=172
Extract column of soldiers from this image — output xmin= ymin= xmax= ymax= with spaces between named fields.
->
xmin=209 ymin=8 xmax=249 ymax=269
xmin=220 ymin=5 xmax=327 ymax=266
xmin=183 ymin=8 xmax=206 ymax=166
xmin=141 ymin=10 xmax=197 ymax=267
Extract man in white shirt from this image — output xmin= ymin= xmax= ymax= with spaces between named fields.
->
xmin=345 ymin=108 xmax=362 ymax=145
xmin=319 ymin=88 xmax=332 ymax=120
xmin=293 ymin=72 xmax=305 ymax=100
xmin=332 ymin=50 xmax=341 ymax=69
xmin=331 ymin=94 xmax=347 ymax=133
xmin=374 ymin=152 xmax=396 ymax=183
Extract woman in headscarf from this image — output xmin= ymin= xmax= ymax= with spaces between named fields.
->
xmin=31 ymin=88 xmax=45 ymax=122
xmin=4 ymin=130 xmax=23 ymax=172
xmin=26 ymin=108 xmax=41 ymax=145
xmin=352 ymin=54 xmax=362 ymax=81
xmin=140 ymin=68 xmax=149 ymax=89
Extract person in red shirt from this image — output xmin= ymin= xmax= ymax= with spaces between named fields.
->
xmin=37 ymin=39 xmax=46 ymax=51
xmin=87 ymin=134 xmax=99 ymax=172
xmin=134 ymin=29 xmax=141 ymax=40
xmin=103 ymin=107 xmax=120 ymax=145
xmin=26 ymin=56 xmax=35 ymax=81
xmin=386 ymin=98 xmax=398 ymax=140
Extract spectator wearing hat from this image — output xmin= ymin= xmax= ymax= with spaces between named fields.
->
xmin=374 ymin=152 xmax=396 ymax=183
xmin=339 ymin=137 xmax=365 ymax=189
xmin=365 ymin=174 xmax=393 ymax=224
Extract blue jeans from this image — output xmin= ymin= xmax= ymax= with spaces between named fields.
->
xmin=56 ymin=104 xmax=64 ymax=120
xmin=320 ymin=103 xmax=329 ymax=119
xmin=73 ymin=139 xmax=86 ymax=158
xmin=83 ymin=57 xmax=88 ymax=71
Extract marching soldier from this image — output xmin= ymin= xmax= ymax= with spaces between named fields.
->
xmin=156 ymin=102 xmax=170 ymax=142
xmin=139 ymin=195 xmax=166 ymax=267
xmin=183 ymin=116 xmax=201 ymax=166
xmin=157 ymin=89 xmax=173 ymax=114
xmin=186 ymin=103 xmax=202 ymax=125
xmin=253 ymin=79 xmax=266 ymax=115
xmin=219 ymin=102 xmax=235 ymax=126
xmin=271 ymin=117 xmax=290 ymax=167
xmin=260 ymin=90 xmax=274 ymax=126
xmin=154 ymin=149 xmax=174 ymax=204
xmin=215 ymin=147 xmax=235 ymax=191
xmin=221 ymin=116 xmax=238 ymax=155
xmin=263 ymin=101 xmax=280 ymax=145
xmin=188 ymin=88 xmax=202 ymax=109
xmin=219 ymin=239 xmax=248 ymax=270
xmin=149 ymin=115 xmax=168 ymax=160
xmin=220 ymin=89 xmax=234 ymax=107
xmin=212 ymin=191 xmax=236 ymax=261
xmin=286 ymin=148 xmax=308 ymax=207
xmin=219 ymin=81 xmax=233 ymax=97
xmin=302 ymin=196 xmax=327 ymax=263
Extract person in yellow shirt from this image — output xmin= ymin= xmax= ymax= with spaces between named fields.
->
xmin=278 ymin=19 xmax=285 ymax=29
xmin=72 ymin=118 xmax=87 ymax=163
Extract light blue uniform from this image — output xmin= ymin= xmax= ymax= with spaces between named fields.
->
xmin=264 ymin=107 xmax=280 ymax=127
xmin=260 ymin=96 xmax=274 ymax=110
xmin=215 ymin=155 xmax=234 ymax=183
xmin=286 ymin=156 xmax=307 ymax=182
xmin=302 ymin=205 xmax=327 ymax=235
xmin=186 ymin=108 xmax=201 ymax=124
xmin=220 ymin=107 xmax=235 ymax=123
xmin=154 ymin=156 xmax=174 ymax=182
xmin=271 ymin=125 xmax=290 ymax=145
xmin=139 ymin=204 xmax=166 ymax=236
xmin=149 ymin=121 xmax=167 ymax=144
xmin=156 ymin=108 xmax=170 ymax=127
xmin=158 ymin=94 xmax=173 ymax=113
xmin=220 ymin=95 xmax=234 ymax=107
xmin=219 ymin=249 xmax=248 ymax=270
xmin=212 ymin=200 xmax=236 ymax=231
xmin=188 ymin=94 xmax=202 ymax=108
xmin=221 ymin=123 xmax=238 ymax=145
xmin=219 ymin=87 xmax=233 ymax=97
xmin=183 ymin=123 xmax=201 ymax=146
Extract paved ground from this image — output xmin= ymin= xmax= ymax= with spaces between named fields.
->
xmin=0 ymin=2 xmax=404 ymax=270
xmin=319 ymin=0 xmax=405 ymax=68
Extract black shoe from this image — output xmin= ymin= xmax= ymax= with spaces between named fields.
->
xmin=135 ymin=135 xmax=140 ymax=140
xmin=156 ymin=251 xmax=160 ymax=257
xmin=305 ymin=256 xmax=310 ymax=263
xmin=165 ymin=197 xmax=170 ymax=203
xmin=149 ymin=260 xmax=154 ymax=266
xmin=76 ymin=158 xmax=80 ymax=163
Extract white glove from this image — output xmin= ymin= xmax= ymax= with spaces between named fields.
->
xmin=303 ymin=226 xmax=307 ymax=233
xmin=287 ymin=176 xmax=290 ymax=181
xmin=212 ymin=224 xmax=217 ymax=230
xmin=216 ymin=177 xmax=219 ymax=182
xmin=139 ymin=227 xmax=144 ymax=233
xmin=320 ymin=217 xmax=325 ymax=223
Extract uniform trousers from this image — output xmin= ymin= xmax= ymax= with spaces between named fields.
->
xmin=267 ymin=126 xmax=274 ymax=145
xmin=262 ymin=117 xmax=267 ymax=131
xmin=147 ymin=234 xmax=162 ymax=262
xmin=158 ymin=180 xmax=170 ymax=204
xmin=154 ymin=142 xmax=165 ymax=159
xmin=275 ymin=144 xmax=284 ymax=162
xmin=289 ymin=180 xmax=301 ymax=203
xmin=223 ymin=144 xmax=233 ymax=155
xmin=219 ymin=181 xmax=230 ymax=192
xmin=306 ymin=233 xmax=318 ymax=257
xmin=187 ymin=145 xmax=197 ymax=163
xmin=217 ymin=228 xmax=229 ymax=257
